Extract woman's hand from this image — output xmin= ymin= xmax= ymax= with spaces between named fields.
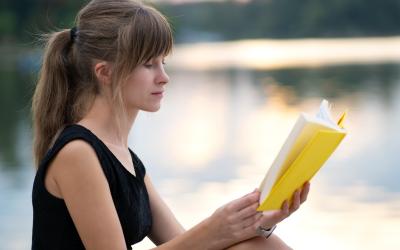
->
xmin=205 ymin=189 xmax=263 ymax=249
xmin=202 ymin=182 xmax=310 ymax=250
xmin=256 ymin=182 xmax=311 ymax=231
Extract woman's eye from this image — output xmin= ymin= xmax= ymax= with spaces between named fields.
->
xmin=144 ymin=59 xmax=165 ymax=68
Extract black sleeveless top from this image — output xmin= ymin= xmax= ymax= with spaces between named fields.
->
xmin=32 ymin=124 xmax=152 ymax=250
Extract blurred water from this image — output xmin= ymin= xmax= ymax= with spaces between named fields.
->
xmin=131 ymin=64 xmax=400 ymax=250
xmin=0 ymin=41 xmax=399 ymax=249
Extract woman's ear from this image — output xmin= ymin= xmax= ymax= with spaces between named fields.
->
xmin=94 ymin=61 xmax=112 ymax=86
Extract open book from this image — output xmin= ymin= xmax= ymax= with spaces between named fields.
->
xmin=257 ymin=99 xmax=347 ymax=211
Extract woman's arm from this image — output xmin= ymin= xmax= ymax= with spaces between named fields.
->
xmin=48 ymin=140 xmax=127 ymax=250
xmin=148 ymin=190 xmax=264 ymax=250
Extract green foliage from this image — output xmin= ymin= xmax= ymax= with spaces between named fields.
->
xmin=0 ymin=10 xmax=17 ymax=37
xmin=3 ymin=0 xmax=85 ymax=42
xmin=158 ymin=0 xmax=400 ymax=42
xmin=1 ymin=0 xmax=399 ymax=43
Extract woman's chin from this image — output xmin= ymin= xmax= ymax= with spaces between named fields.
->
xmin=142 ymin=104 xmax=161 ymax=112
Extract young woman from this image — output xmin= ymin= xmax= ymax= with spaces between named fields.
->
xmin=31 ymin=0 xmax=310 ymax=249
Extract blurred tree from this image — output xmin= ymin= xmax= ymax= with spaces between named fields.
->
xmin=0 ymin=0 xmax=399 ymax=43
xmin=0 ymin=10 xmax=17 ymax=41
xmin=158 ymin=0 xmax=400 ymax=42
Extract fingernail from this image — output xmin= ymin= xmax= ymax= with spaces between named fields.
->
xmin=283 ymin=201 xmax=289 ymax=210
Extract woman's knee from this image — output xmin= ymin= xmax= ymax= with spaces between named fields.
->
xmin=266 ymin=234 xmax=293 ymax=250
xmin=226 ymin=234 xmax=293 ymax=250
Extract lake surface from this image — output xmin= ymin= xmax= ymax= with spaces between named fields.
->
xmin=0 ymin=38 xmax=399 ymax=249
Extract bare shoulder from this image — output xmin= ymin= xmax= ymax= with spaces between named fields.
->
xmin=46 ymin=139 xmax=105 ymax=198
xmin=54 ymin=139 xmax=97 ymax=164
xmin=51 ymin=139 xmax=101 ymax=176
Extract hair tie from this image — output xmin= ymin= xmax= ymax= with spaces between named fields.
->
xmin=70 ymin=27 xmax=78 ymax=42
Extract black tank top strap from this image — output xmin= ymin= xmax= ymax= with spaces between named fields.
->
xmin=129 ymin=149 xmax=147 ymax=179
xmin=40 ymin=124 xmax=146 ymax=182
xmin=37 ymin=124 xmax=111 ymax=183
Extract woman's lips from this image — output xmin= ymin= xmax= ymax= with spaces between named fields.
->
xmin=151 ymin=91 xmax=164 ymax=97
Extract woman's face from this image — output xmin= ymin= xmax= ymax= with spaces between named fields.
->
xmin=122 ymin=55 xmax=169 ymax=113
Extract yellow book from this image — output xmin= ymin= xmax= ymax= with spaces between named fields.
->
xmin=257 ymin=99 xmax=347 ymax=211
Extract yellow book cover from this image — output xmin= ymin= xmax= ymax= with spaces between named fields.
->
xmin=257 ymin=99 xmax=347 ymax=211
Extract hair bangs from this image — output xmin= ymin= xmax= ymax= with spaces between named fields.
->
xmin=136 ymin=6 xmax=173 ymax=64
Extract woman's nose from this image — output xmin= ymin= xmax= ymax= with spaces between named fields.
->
xmin=158 ymin=66 xmax=169 ymax=85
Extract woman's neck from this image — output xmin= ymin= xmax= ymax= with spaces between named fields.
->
xmin=77 ymin=95 xmax=138 ymax=148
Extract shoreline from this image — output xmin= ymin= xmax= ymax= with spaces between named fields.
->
xmin=168 ymin=36 xmax=400 ymax=70
xmin=1 ymin=36 xmax=400 ymax=72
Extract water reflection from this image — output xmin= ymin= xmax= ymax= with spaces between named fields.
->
xmin=1 ymin=56 xmax=399 ymax=249
xmin=130 ymin=65 xmax=400 ymax=250
xmin=0 ymin=69 xmax=33 ymax=169
xmin=256 ymin=63 xmax=400 ymax=104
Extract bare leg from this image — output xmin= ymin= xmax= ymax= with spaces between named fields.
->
xmin=225 ymin=234 xmax=293 ymax=250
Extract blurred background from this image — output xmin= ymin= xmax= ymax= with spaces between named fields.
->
xmin=1 ymin=0 xmax=399 ymax=249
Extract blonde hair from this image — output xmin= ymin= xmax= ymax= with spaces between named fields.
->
xmin=32 ymin=0 xmax=173 ymax=167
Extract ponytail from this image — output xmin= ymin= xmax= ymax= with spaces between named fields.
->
xmin=32 ymin=29 xmax=76 ymax=167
